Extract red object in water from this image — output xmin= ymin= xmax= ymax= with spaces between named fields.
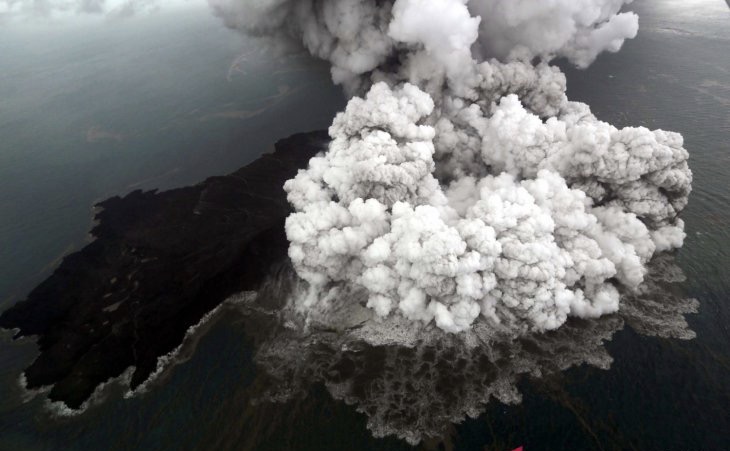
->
xmin=511 ymin=447 xmax=523 ymax=451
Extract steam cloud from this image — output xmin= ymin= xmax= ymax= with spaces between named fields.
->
xmin=211 ymin=0 xmax=692 ymax=334
xmin=244 ymin=254 xmax=697 ymax=444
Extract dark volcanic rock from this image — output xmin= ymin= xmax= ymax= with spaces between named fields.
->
xmin=0 ymin=130 xmax=329 ymax=409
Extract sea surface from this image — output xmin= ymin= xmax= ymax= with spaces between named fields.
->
xmin=0 ymin=1 xmax=729 ymax=450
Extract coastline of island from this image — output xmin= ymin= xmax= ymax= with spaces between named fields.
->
xmin=0 ymin=130 xmax=329 ymax=410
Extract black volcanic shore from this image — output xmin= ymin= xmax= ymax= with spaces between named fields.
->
xmin=0 ymin=131 xmax=329 ymax=409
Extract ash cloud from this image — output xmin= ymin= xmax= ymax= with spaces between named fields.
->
xmin=470 ymin=0 xmax=640 ymax=67
xmin=243 ymin=254 xmax=697 ymax=444
xmin=211 ymin=0 xmax=692 ymax=334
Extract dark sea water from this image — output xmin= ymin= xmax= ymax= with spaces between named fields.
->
xmin=1 ymin=1 xmax=729 ymax=450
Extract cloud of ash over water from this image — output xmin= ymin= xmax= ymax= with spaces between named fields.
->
xmin=239 ymin=254 xmax=697 ymax=444
xmin=210 ymin=0 xmax=692 ymax=334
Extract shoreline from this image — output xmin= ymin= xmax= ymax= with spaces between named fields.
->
xmin=0 ymin=130 xmax=329 ymax=409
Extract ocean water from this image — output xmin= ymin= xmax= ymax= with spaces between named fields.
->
xmin=0 ymin=8 xmax=345 ymax=311
xmin=1 ymin=1 xmax=729 ymax=450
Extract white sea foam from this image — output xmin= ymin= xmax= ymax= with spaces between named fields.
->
xmin=124 ymin=291 xmax=258 ymax=398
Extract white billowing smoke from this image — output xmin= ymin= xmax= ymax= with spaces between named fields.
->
xmin=470 ymin=0 xmax=639 ymax=67
xmin=211 ymin=0 xmax=692 ymax=334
